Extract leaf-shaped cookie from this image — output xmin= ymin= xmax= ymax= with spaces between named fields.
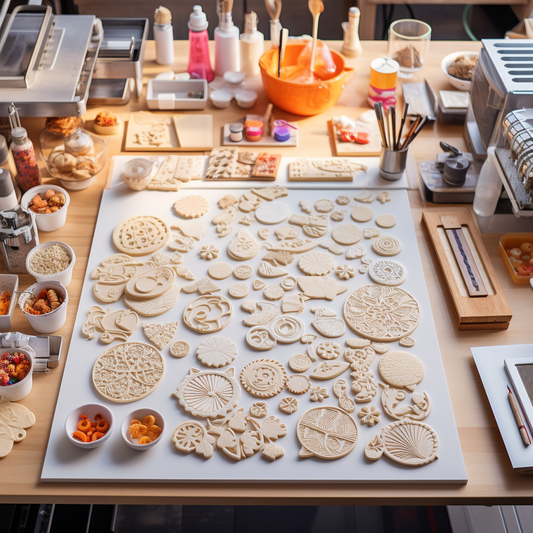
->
xmin=195 ymin=433 xmax=216 ymax=459
xmin=260 ymin=415 xmax=288 ymax=441
xmin=240 ymin=430 xmax=262 ymax=457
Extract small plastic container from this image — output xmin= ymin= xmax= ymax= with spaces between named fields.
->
xmin=499 ymin=233 xmax=533 ymax=285
xmin=26 ymin=241 xmax=76 ymax=287
xmin=65 ymin=403 xmax=114 ymax=449
xmin=122 ymin=158 xmax=157 ymax=191
xmin=0 ymin=347 xmax=33 ymax=401
xmin=20 ymin=184 xmax=70 ymax=232
xmin=0 ymin=274 xmax=18 ymax=331
xmin=121 ymin=407 xmax=165 ymax=451
xmin=19 ymin=280 xmax=69 ymax=333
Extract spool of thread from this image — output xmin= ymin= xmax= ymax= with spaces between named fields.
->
xmin=367 ymin=57 xmax=399 ymax=111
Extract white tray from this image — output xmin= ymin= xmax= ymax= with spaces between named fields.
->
xmin=108 ymin=155 xmax=413 ymax=191
xmin=41 ymin=187 xmax=466 ymax=483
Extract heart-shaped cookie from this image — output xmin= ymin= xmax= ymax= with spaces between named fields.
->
xmin=142 ymin=321 xmax=178 ymax=350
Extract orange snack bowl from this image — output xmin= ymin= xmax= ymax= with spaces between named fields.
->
xmin=259 ymin=44 xmax=354 ymax=116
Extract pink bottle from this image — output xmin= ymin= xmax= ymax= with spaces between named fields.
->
xmin=187 ymin=5 xmax=214 ymax=82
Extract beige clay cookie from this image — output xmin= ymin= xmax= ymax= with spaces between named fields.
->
xmin=208 ymin=262 xmax=233 ymax=280
xmin=351 ymin=206 xmax=373 ymax=223
xmin=183 ymin=295 xmax=233 ymax=333
xmin=113 ymin=215 xmax=169 ymax=256
xmin=228 ymin=282 xmax=249 ymax=299
xmin=286 ymin=374 xmax=311 ymax=394
xmin=228 ymin=228 xmax=260 ymax=261
xmin=375 ymin=214 xmax=397 ymax=229
xmin=297 ymin=407 xmax=358 ymax=459
xmin=343 ymin=285 xmax=419 ymax=341
xmin=240 ymin=359 xmax=287 ymax=398
xmin=92 ymin=342 xmax=165 ymax=403
xmin=174 ymin=195 xmax=210 ymax=219
xmin=331 ymin=223 xmax=362 ymax=246
xmin=233 ymin=264 xmax=254 ymax=280
xmin=279 ymin=397 xmax=299 ymax=414
xmin=378 ymin=351 xmax=425 ymax=392
xmin=142 ymin=321 xmax=178 ymax=350
xmin=298 ymin=251 xmax=335 ymax=276
xmin=372 ymin=235 xmax=402 ymax=256
xmin=170 ymin=340 xmax=190 ymax=358
xmin=196 ymin=336 xmax=238 ymax=368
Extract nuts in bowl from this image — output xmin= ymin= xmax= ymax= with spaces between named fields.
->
xmin=21 ymin=185 xmax=70 ymax=232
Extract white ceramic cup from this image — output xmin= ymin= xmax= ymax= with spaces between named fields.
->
xmin=26 ymin=241 xmax=76 ymax=287
xmin=18 ymin=280 xmax=69 ymax=333
xmin=20 ymin=184 xmax=70 ymax=232
xmin=0 ymin=347 xmax=34 ymax=401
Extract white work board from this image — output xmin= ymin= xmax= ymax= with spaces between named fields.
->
xmin=107 ymin=155 xmax=413 ymax=190
xmin=473 ymin=344 xmax=533 ymax=473
xmin=42 ymin=185 xmax=466 ymax=483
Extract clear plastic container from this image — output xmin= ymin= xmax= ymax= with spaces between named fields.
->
xmin=387 ymin=19 xmax=431 ymax=78
xmin=39 ymin=125 xmax=106 ymax=191
xmin=11 ymin=127 xmax=41 ymax=192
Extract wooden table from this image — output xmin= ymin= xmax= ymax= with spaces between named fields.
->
xmin=4 ymin=40 xmax=533 ymax=505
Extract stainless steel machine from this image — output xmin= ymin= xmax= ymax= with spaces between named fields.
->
xmin=467 ymin=39 xmax=533 ymax=232
xmin=0 ymin=0 xmax=102 ymax=116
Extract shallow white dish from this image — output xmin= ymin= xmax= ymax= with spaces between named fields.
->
xmin=65 ymin=403 xmax=114 ymax=449
xmin=120 ymin=407 xmax=165 ymax=451
xmin=59 ymin=176 xmax=96 ymax=190
xmin=441 ymin=51 xmax=478 ymax=91
xmin=20 ymin=184 xmax=70 ymax=232
xmin=26 ymin=241 xmax=76 ymax=287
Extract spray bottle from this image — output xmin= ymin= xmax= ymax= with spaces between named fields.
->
xmin=188 ymin=5 xmax=214 ymax=81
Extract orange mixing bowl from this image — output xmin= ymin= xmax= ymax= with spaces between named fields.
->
xmin=259 ymin=43 xmax=354 ymax=116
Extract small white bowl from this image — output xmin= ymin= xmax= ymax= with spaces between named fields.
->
xmin=18 ymin=280 xmax=69 ymax=333
xmin=0 ymin=347 xmax=34 ymax=401
xmin=65 ymin=403 xmax=114 ymax=449
xmin=441 ymin=51 xmax=479 ymax=91
xmin=20 ymin=185 xmax=70 ymax=232
xmin=26 ymin=241 xmax=76 ymax=287
xmin=121 ymin=407 xmax=165 ymax=451
xmin=0 ymin=273 xmax=18 ymax=331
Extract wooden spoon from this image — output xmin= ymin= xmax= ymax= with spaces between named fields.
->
xmin=274 ymin=0 xmax=282 ymax=20
xmin=308 ymin=0 xmax=324 ymax=72
xmin=264 ymin=0 xmax=277 ymax=20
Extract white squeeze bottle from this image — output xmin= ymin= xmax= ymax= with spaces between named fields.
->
xmin=215 ymin=0 xmax=240 ymax=76
xmin=154 ymin=5 xmax=174 ymax=65
xmin=240 ymin=10 xmax=264 ymax=76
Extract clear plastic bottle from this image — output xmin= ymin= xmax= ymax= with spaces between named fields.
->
xmin=11 ymin=127 xmax=40 ymax=192
xmin=187 ymin=5 xmax=214 ymax=82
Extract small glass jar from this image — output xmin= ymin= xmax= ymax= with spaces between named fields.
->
xmin=11 ymin=127 xmax=41 ymax=192
xmin=387 ymin=19 xmax=431 ymax=78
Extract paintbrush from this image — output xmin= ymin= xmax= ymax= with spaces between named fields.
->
xmin=278 ymin=27 xmax=288 ymax=78
xmin=389 ymin=106 xmax=398 ymax=150
xmin=400 ymin=115 xmax=421 ymax=150
xmin=396 ymin=102 xmax=409 ymax=150
xmin=374 ymin=103 xmax=387 ymax=148
xmin=404 ymin=115 xmax=428 ymax=147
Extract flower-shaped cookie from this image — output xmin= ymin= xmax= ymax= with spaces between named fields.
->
xmin=310 ymin=386 xmax=329 ymax=402
xmin=200 ymin=245 xmax=219 ymax=260
xmin=279 ymin=397 xmax=299 ymax=414
xmin=316 ymin=341 xmax=341 ymax=360
xmin=250 ymin=402 xmax=268 ymax=418
xmin=335 ymin=264 xmax=355 ymax=280
xmin=358 ymin=405 xmax=381 ymax=426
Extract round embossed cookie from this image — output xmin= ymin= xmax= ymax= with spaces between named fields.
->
xmin=286 ymin=375 xmax=311 ymax=394
xmin=229 ymin=282 xmax=249 ymax=299
xmin=174 ymin=195 xmax=210 ymax=218
xmin=369 ymin=259 xmax=407 ymax=286
xmin=92 ymin=342 xmax=165 ymax=403
xmin=343 ymin=285 xmax=420 ymax=341
xmin=170 ymin=340 xmax=191 ymax=358
xmin=233 ymin=264 xmax=254 ymax=280
xmin=255 ymin=201 xmax=290 ymax=225
xmin=208 ymin=262 xmax=233 ymax=280
xmin=240 ymin=359 xmax=287 ymax=398
xmin=113 ymin=216 xmax=169 ymax=256
xmin=298 ymin=251 xmax=335 ymax=276
xmin=372 ymin=235 xmax=402 ymax=256
xmin=378 ymin=351 xmax=425 ymax=392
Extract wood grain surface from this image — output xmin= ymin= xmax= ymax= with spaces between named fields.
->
xmin=5 ymin=39 xmax=533 ymax=505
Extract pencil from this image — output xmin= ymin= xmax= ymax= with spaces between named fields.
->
xmin=508 ymin=386 xmax=531 ymax=447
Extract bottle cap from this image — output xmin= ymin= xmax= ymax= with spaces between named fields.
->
xmin=11 ymin=127 xmax=27 ymax=146
xmin=0 ymin=168 xmax=14 ymax=198
xmin=188 ymin=5 xmax=208 ymax=31
xmin=155 ymin=6 xmax=172 ymax=25
xmin=0 ymin=135 xmax=8 ymax=165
